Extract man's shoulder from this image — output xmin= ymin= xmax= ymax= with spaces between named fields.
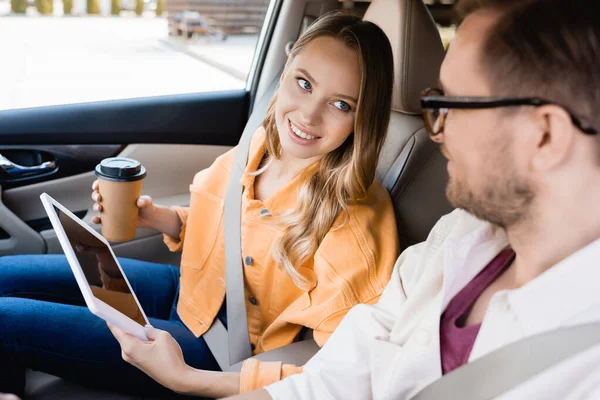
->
xmin=377 ymin=209 xmax=496 ymax=307
xmin=427 ymin=208 xmax=493 ymax=244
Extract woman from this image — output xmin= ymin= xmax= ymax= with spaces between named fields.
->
xmin=0 ymin=11 xmax=398 ymax=399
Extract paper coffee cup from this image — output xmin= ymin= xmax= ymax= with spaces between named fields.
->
xmin=94 ymin=158 xmax=146 ymax=242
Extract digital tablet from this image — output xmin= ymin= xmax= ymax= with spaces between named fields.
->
xmin=40 ymin=192 xmax=149 ymax=341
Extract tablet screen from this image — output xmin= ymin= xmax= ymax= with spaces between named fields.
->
xmin=54 ymin=205 xmax=146 ymax=326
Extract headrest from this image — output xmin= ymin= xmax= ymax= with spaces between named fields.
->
xmin=364 ymin=0 xmax=445 ymax=114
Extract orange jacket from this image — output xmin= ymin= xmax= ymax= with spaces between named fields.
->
xmin=164 ymin=128 xmax=399 ymax=392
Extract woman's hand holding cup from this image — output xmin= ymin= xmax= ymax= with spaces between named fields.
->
xmin=92 ymin=158 xmax=182 ymax=240
xmin=92 ymin=158 xmax=147 ymax=242
xmin=91 ymin=179 xmax=156 ymax=229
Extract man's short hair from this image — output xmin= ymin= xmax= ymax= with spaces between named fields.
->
xmin=456 ymin=0 xmax=600 ymax=144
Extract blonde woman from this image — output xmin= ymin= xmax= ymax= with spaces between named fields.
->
xmin=0 ymin=11 xmax=398 ymax=399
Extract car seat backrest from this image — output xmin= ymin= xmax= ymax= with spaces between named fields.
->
xmin=366 ymin=0 xmax=454 ymax=250
xmin=247 ymin=0 xmax=454 ymax=252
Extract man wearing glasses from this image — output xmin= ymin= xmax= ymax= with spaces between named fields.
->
xmin=229 ymin=0 xmax=600 ymax=398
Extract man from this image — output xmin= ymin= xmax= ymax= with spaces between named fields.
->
xmin=228 ymin=0 xmax=600 ymax=398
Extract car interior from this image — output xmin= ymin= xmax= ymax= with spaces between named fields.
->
xmin=0 ymin=0 xmax=455 ymax=398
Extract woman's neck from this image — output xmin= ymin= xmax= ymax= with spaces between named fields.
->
xmin=269 ymin=151 xmax=321 ymax=181
xmin=253 ymin=151 xmax=321 ymax=201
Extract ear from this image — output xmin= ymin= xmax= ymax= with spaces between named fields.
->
xmin=530 ymin=105 xmax=575 ymax=172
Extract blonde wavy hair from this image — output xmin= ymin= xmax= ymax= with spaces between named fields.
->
xmin=261 ymin=11 xmax=394 ymax=288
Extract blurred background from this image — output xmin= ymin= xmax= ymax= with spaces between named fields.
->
xmin=0 ymin=0 xmax=456 ymax=112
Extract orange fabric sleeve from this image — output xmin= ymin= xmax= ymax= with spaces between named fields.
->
xmin=239 ymin=359 xmax=304 ymax=393
xmin=162 ymin=206 xmax=189 ymax=252
xmin=238 ymin=304 xmax=364 ymax=393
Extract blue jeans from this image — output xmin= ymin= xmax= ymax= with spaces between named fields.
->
xmin=0 ymin=255 xmax=221 ymax=399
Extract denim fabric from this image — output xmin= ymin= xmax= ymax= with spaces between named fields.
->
xmin=0 ymin=255 xmax=221 ymax=399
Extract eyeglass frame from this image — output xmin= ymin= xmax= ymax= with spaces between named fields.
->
xmin=419 ymin=88 xmax=597 ymax=136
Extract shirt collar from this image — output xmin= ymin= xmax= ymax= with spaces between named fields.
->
xmin=441 ymin=216 xmax=600 ymax=332
xmin=506 ymin=237 xmax=600 ymax=335
xmin=441 ymin=219 xmax=509 ymax=310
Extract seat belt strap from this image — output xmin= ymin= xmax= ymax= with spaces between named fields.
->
xmin=203 ymin=88 xmax=272 ymax=369
xmin=412 ymin=322 xmax=600 ymax=400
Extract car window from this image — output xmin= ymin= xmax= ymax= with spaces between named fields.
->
xmin=0 ymin=0 xmax=270 ymax=111
xmin=438 ymin=25 xmax=456 ymax=49
xmin=425 ymin=0 xmax=457 ymax=48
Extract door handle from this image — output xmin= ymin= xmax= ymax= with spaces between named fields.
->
xmin=0 ymin=152 xmax=56 ymax=178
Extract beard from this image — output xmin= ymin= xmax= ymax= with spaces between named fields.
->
xmin=446 ymin=152 xmax=535 ymax=230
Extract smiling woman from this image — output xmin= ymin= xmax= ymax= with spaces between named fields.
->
xmin=0 ymin=10 xmax=398 ymax=400
xmin=261 ymin=21 xmax=394 ymax=288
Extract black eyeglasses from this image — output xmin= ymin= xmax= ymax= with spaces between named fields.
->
xmin=420 ymin=87 xmax=597 ymax=136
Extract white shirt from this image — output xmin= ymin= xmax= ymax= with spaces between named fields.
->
xmin=266 ymin=209 xmax=600 ymax=400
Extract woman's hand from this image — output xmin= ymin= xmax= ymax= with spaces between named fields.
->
xmin=107 ymin=322 xmax=193 ymax=394
xmin=91 ymin=180 xmax=158 ymax=229
xmin=91 ymin=180 xmax=183 ymax=237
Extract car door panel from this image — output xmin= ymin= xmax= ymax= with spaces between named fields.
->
xmin=0 ymin=186 xmax=46 ymax=255
xmin=0 ymin=90 xmax=248 ymax=145
xmin=0 ymin=88 xmax=244 ymax=258
xmin=0 ymin=145 xmax=123 ymax=190
xmin=1 ymin=144 xmax=231 ymax=258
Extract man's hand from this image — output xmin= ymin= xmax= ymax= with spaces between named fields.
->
xmin=107 ymin=322 xmax=242 ymax=398
xmin=107 ymin=322 xmax=193 ymax=393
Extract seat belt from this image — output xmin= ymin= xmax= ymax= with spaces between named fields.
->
xmin=411 ymin=322 xmax=600 ymax=400
xmin=202 ymin=93 xmax=270 ymax=370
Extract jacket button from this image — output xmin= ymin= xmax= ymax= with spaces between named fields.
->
xmin=260 ymin=208 xmax=270 ymax=216
xmin=245 ymin=256 xmax=253 ymax=266
xmin=249 ymin=297 xmax=258 ymax=306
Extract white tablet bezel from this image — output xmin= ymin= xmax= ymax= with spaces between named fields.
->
xmin=40 ymin=192 xmax=149 ymax=341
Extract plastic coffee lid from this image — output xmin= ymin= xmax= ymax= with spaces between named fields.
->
xmin=95 ymin=158 xmax=147 ymax=182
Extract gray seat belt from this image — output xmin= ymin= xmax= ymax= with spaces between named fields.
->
xmin=202 ymin=97 xmax=268 ymax=370
xmin=411 ymin=322 xmax=600 ymax=400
